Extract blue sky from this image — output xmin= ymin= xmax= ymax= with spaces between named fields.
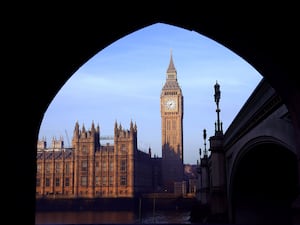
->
xmin=38 ymin=23 xmax=262 ymax=164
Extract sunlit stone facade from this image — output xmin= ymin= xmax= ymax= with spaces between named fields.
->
xmin=36 ymin=120 xmax=158 ymax=199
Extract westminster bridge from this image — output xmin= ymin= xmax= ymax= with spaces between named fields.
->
xmin=198 ymin=78 xmax=299 ymax=224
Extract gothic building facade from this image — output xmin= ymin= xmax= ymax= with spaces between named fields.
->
xmin=36 ymin=120 xmax=161 ymax=199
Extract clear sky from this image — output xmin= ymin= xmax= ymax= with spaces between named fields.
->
xmin=38 ymin=23 xmax=262 ymax=165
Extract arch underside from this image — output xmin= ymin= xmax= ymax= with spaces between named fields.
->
xmin=230 ymin=142 xmax=298 ymax=224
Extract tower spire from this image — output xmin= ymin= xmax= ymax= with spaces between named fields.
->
xmin=166 ymin=49 xmax=177 ymax=80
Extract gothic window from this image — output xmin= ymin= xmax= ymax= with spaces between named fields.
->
xmin=120 ymin=159 xmax=127 ymax=172
xmin=55 ymin=162 xmax=61 ymax=173
xmin=95 ymin=176 xmax=100 ymax=186
xmin=167 ymin=120 xmax=171 ymax=130
xmin=109 ymin=162 xmax=114 ymax=171
xmin=65 ymin=177 xmax=70 ymax=187
xmin=45 ymin=162 xmax=51 ymax=174
xmin=81 ymin=176 xmax=87 ymax=186
xmin=102 ymin=176 xmax=107 ymax=186
xmin=95 ymin=161 xmax=100 ymax=173
xmin=120 ymin=175 xmax=127 ymax=186
xmin=65 ymin=162 xmax=70 ymax=174
xmin=102 ymin=161 xmax=107 ymax=171
xmin=121 ymin=144 xmax=127 ymax=151
xmin=37 ymin=163 xmax=41 ymax=173
xmin=82 ymin=145 xmax=87 ymax=153
xmin=172 ymin=120 xmax=176 ymax=130
xmin=45 ymin=178 xmax=50 ymax=187
xmin=55 ymin=177 xmax=60 ymax=186
xmin=81 ymin=160 xmax=88 ymax=172
xmin=109 ymin=176 xmax=114 ymax=186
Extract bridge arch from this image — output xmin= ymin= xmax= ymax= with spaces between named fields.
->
xmin=229 ymin=138 xmax=299 ymax=224
xmin=225 ymin=102 xmax=298 ymax=180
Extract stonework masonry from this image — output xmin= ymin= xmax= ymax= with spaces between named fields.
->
xmin=36 ymin=120 xmax=161 ymax=199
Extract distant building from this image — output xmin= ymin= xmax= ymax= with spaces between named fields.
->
xmin=36 ymin=120 xmax=161 ymax=198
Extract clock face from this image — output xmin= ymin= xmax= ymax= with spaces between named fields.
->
xmin=165 ymin=99 xmax=176 ymax=110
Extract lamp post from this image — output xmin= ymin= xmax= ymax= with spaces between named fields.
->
xmin=199 ymin=147 xmax=202 ymax=159
xmin=214 ymin=81 xmax=222 ymax=134
xmin=203 ymin=128 xmax=207 ymax=156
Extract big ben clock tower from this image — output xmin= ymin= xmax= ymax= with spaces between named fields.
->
xmin=160 ymin=51 xmax=184 ymax=192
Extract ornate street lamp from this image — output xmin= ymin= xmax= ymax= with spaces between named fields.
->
xmin=214 ymin=81 xmax=223 ymax=134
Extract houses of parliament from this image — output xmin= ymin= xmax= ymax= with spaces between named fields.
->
xmin=36 ymin=53 xmax=197 ymax=199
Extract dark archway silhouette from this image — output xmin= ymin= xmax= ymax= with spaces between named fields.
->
xmin=231 ymin=143 xmax=298 ymax=224
xmin=6 ymin=3 xmax=299 ymax=225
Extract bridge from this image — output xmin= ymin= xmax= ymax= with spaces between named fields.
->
xmin=198 ymin=78 xmax=299 ymax=224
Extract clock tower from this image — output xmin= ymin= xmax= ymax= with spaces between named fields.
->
xmin=160 ymin=51 xmax=184 ymax=192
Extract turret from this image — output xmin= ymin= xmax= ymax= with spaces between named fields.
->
xmin=114 ymin=121 xmax=138 ymax=153
xmin=51 ymin=136 xmax=64 ymax=149
xmin=73 ymin=121 xmax=80 ymax=139
xmin=72 ymin=121 xmax=100 ymax=152
xmin=37 ymin=137 xmax=47 ymax=150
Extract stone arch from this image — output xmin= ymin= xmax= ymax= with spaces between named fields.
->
xmin=8 ymin=4 xmax=300 ymax=225
xmin=229 ymin=137 xmax=299 ymax=224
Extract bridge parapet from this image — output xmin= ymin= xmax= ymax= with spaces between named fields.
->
xmin=224 ymin=78 xmax=283 ymax=150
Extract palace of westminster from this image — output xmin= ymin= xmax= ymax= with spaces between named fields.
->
xmin=36 ymin=53 xmax=204 ymax=199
